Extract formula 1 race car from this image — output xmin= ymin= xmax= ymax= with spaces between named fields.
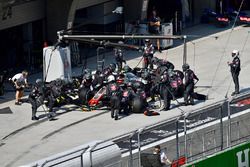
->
xmin=225 ymin=8 xmax=250 ymax=24
xmin=201 ymin=8 xmax=230 ymax=27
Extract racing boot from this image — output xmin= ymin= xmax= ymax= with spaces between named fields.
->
xmin=160 ymin=107 xmax=170 ymax=111
xmin=111 ymin=109 xmax=115 ymax=118
xmin=31 ymin=116 xmax=39 ymax=121
xmin=231 ymin=91 xmax=239 ymax=96
xmin=114 ymin=109 xmax=119 ymax=120
xmin=189 ymin=97 xmax=194 ymax=105
xmin=48 ymin=112 xmax=56 ymax=121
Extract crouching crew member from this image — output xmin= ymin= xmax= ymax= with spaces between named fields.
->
xmin=121 ymin=82 xmax=136 ymax=115
xmin=12 ymin=70 xmax=29 ymax=105
xmin=106 ymin=75 xmax=122 ymax=120
xmin=182 ymin=64 xmax=199 ymax=105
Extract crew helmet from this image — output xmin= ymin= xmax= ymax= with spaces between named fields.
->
xmin=124 ymin=65 xmax=131 ymax=73
xmin=126 ymin=82 xmax=133 ymax=88
xmin=109 ymin=63 xmax=116 ymax=72
xmin=232 ymin=50 xmax=239 ymax=57
xmin=85 ymin=73 xmax=92 ymax=80
xmin=182 ymin=63 xmax=190 ymax=71
xmin=35 ymin=78 xmax=43 ymax=86
xmin=107 ymin=75 xmax=115 ymax=83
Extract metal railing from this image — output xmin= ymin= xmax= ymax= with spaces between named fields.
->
xmin=28 ymin=140 xmax=121 ymax=167
xmin=115 ymin=91 xmax=250 ymax=167
xmin=26 ymin=91 xmax=250 ymax=167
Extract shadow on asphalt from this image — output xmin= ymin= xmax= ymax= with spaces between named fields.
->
xmin=1 ymin=105 xmax=80 ymax=141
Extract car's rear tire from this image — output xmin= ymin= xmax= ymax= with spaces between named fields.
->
xmin=132 ymin=96 xmax=144 ymax=113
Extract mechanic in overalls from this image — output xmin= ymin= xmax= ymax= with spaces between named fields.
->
xmin=182 ymin=64 xmax=199 ymax=105
xmin=121 ymin=82 xmax=136 ymax=115
xmin=150 ymin=71 xmax=172 ymax=111
xmin=29 ymin=79 xmax=44 ymax=120
xmin=78 ymin=73 xmax=95 ymax=105
xmin=143 ymin=39 xmax=155 ymax=69
xmin=106 ymin=75 xmax=122 ymax=120
xmin=228 ymin=50 xmax=241 ymax=96
xmin=114 ymin=48 xmax=126 ymax=72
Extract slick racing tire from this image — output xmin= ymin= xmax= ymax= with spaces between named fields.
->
xmin=78 ymin=88 xmax=91 ymax=105
xmin=132 ymin=96 xmax=144 ymax=113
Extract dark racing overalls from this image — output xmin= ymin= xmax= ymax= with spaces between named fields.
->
xmin=150 ymin=72 xmax=172 ymax=110
xmin=115 ymin=49 xmax=126 ymax=72
xmin=106 ymin=82 xmax=122 ymax=120
xmin=29 ymin=84 xmax=44 ymax=120
xmin=229 ymin=56 xmax=241 ymax=95
xmin=183 ymin=69 xmax=199 ymax=105
xmin=143 ymin=44 xmax=154 ymax=69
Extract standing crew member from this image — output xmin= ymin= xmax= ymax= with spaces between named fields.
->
xmin=182 ymin=64 xmax=199 ymax=105
xmin=149 ymin=10 xmax=161 ymax=52
xmin=160 ymin=71 xmax=172 ymax=110
xmin=11 ymin=70 xmax=29 ymax=105
xmin=150 ymin=71 xmax=172 ymax=111
xmin=114 ymin=48 xmax=126 ymax=72
xmin=106 ymin=75 xmax=122 ymax=120
xmin=29 ymin=79 xmax=44 ymax=120
xmin=228 ymin=50 xmax=241 ymax=95
xmin=143 ymin=39 xmax=155 ymax=69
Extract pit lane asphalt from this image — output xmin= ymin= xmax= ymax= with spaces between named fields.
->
xmin=0 ymin=24 xmax=250 ymax=167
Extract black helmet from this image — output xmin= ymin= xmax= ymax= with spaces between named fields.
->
xmin=182 ymin=63 xmax=190 ymax=71
xmin=109 ymin=63 xmax=116 ymax=72
xmin=168 ymin=69 xmax=174 ymax=78
xmin=127 ymin=82 xmax=133 ymax=88
xmin=160 ymin=73 xmax=168 ymax=82
xmin=36 ymin=79 xmax=43 ymax=86
xmin=133 ymin=82 xmax=141 ymax=89
xmin=95 ymin=70 xmax=101 ymax=75
xmin=85 ymin=73 xmax=92 ymax=80
xmin=151 ymin=57 xmax=159 ymax=64
xmin=141 ymin=70 xmax=150 ymax=79
xmin=124 ymin=65 xmax=131 ymax=73
xmin=84 ymin=69 xmax=91 ymax=75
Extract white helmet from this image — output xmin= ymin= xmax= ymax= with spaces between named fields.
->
xmin=232 ymin=50 xmax=239 ymax=56
xmin=107 ymin=75 xmax=115 ymax=83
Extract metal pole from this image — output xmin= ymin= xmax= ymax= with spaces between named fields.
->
xmin=183 ymin=35 xmax=187 ymax=65
xmin=220 ymin=0 xmax=223 ymax=15
xmin=175 ymin=11 xmax=178 ymax=34
xmin=137 ymin=128 xmax=144 ymax=167
xmin=62 ymin=34 xmax=183 ymax=40
xmin=96 ymin=47 xmax=105 ymax=71
xmin=227 ymin=101 xmax=231 ymax=148
xmin=129 ymin=137 xmax=133 ymax=167
xmin=138 ymin=133 xmax=141 ymax=167
xmin=184 ymin=117 xmax=187 ymax=159
xmin=176 ymin=119 xmax=180 ymax=166
xmin=129 ymin=131 xmax=136 ymax=167
xmin=220 ymin=106 xmax=224 ymax=151
xmin=89 ymin=142 xmax=101 ymax=167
